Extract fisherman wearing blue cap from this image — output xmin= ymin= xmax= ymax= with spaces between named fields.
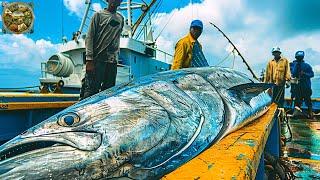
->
xmin=291 ymin=51 xmax=315 ymax=118
xmin=80 ymin=0 xmax=124 ymax=100
xmin=171 ymin=20 xmax=209 ymax=70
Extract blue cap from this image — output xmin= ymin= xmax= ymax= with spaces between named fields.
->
xmin=295 ymin=51 xmax=305 ymax=57
xmin=190 ymin=20 xmax=203 ymax=30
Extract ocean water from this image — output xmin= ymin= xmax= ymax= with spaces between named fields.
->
xmin=285 ymin=76 xmax=320 ymax=98
xmin=312 ymin=77 xmax=320 ymax=98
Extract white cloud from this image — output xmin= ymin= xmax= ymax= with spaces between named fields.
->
xmin=153 ymin=0 xmax=320 ymax=76
xmin=92 ymin=3 xmax=102 ymax=12
xmin=153 ymin=0 xmax=266 ymax=68
xmin=0 ymin=34 xmax=61 ymax=72
xmin=63 ymin=1 xmax=102 ymax=19
xmin=0 ymin=14 xmax=2 ymax=22
xmin=313 ymin=65 xmax=320 ymax=75
xmin=63 ymin=0 xmax=86 ymax=18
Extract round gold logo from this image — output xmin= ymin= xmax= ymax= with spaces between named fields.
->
xmin=2 ymin=2 xmax=34 ymax=34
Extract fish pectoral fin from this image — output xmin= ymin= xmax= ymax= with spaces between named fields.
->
xmin=229 ymin=83 xmax=274 ymax=93
xmin=228 ymin=83 xmax=274 ymax=104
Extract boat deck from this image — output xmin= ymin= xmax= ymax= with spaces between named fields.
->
xmin=283 ymin=117 xmax=320 ymax=178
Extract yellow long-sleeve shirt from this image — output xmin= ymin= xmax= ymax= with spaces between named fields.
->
xmin=171 ymin=33 xmax=201 ymax=70
xmin=264 ymin=57 xmax=291 ymax=85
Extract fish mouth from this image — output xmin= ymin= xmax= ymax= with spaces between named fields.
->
xmin=0 ymin=141 xmax=63 ymax=162
xmin=0 ymin=131 xmax=102 ymax=163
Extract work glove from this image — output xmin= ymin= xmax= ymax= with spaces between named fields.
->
xmin=285 ymin=82 xmax=291 ymax=89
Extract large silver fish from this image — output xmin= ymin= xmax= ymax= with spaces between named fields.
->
xmin=0 ymin=67 xmax=272 ymax=179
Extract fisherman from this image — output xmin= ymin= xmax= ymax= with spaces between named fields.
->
xmin=72 ymin=31 xmax=81 ymax=44
xmin=80 ymin=0 xmax=124 ymax=100
xmin=171 ymin=20 xmax=209 ymax=70
xmin=291 ymin=51 xmax=314 ymax=119
xmin=289 ymin=59 xmax=298 ymax=101
xmin=264 ymin=47 xmax=291 ymax=108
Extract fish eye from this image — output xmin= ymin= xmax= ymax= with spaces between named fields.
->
xmin=58 ymin=113 xmax=80 ymax=127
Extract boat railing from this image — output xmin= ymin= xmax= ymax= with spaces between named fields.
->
xmin=41 ymin=62 xmax=48 ymax=79
xmin=149 ymin=45 xmax=173 ymax=64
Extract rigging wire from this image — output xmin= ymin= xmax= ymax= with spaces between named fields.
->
xmin=100 ymin=0 xmax=106 ymax=5
xmin=190 ymin=0 xmax=193 ymax=19
xmin=215 ymin=50 xmax=233 ymax=66
xmin=61 ymin=0 xmax=64 ymax=40
xmin=209 ymin=22 xmax=259 ymax=80
xmin=154 ymin=9 xmax=176 ymax=41
xmin=135 ymin=0 xmax=163 ymax=39
xmin=231 ymin=49 xmax=236 ymax=69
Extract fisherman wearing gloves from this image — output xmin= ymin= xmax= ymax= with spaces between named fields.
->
xmin=264 ymin=47 xmax=291 ymax=108
xmin=291 ymin=51 xmax=315 ymax=119
xmin=80 ymin=0 xmax=124 ymax=100
xmin=171 ymin=20 xmax=209 ymax=70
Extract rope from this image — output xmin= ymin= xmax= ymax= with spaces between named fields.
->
xmin=273 ymin=85 xmax=285 ymax=104
xmin=215 ymin=49 xmax=234 ymax=66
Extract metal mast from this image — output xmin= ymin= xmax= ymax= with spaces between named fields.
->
xmin=79 ymin=0 xmax=91 ymax=33
xmin=127 ymin=0 xmax=132 ymax=37
xmin=131 ymin=0 xmax=157 ymax=35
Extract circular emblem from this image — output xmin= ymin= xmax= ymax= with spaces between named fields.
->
xmin=2 ymin=2 xmax=34 ymax=34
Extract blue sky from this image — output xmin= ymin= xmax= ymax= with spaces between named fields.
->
xmin=0 ymin=0 xmax=320 ymax=88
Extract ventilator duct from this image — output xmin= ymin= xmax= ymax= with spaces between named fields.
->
xmin=46 ymin=53 xmax=74 ymax=77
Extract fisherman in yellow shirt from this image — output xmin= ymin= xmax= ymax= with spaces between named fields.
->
xmin=171 ymin=20 xmax=209 ymax=70
xmin=264 ymin=47 xmax=291 ymax=108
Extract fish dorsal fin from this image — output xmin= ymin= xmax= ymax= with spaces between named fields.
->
xmin=228 ymin=83 xmax=273 ymax=104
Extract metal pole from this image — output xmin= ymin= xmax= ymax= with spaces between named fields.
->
xmin=209 ymin=22 xmax=259 ymax=80
xmin=132 ymin=0 xmax=157 ymax=35
xmin=79 ymin=0 xmax=91 ymax=33
xmin=127 ymin=0 xmax=132 ymax=38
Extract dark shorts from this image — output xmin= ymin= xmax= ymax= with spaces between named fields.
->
xmin=80 ymin=61 xmax=117 ymax=100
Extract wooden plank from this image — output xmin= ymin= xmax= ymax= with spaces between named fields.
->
xmin=0 ymin=92 xmax=79 ymax=98
xmin=163 ymin=104 xmax=277 ymax=180
xmin=0 ymin=101 xmax=77 ymax=111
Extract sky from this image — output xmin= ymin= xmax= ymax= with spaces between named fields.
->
xmin=0 ymin=0 xmax=319 ymax=88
